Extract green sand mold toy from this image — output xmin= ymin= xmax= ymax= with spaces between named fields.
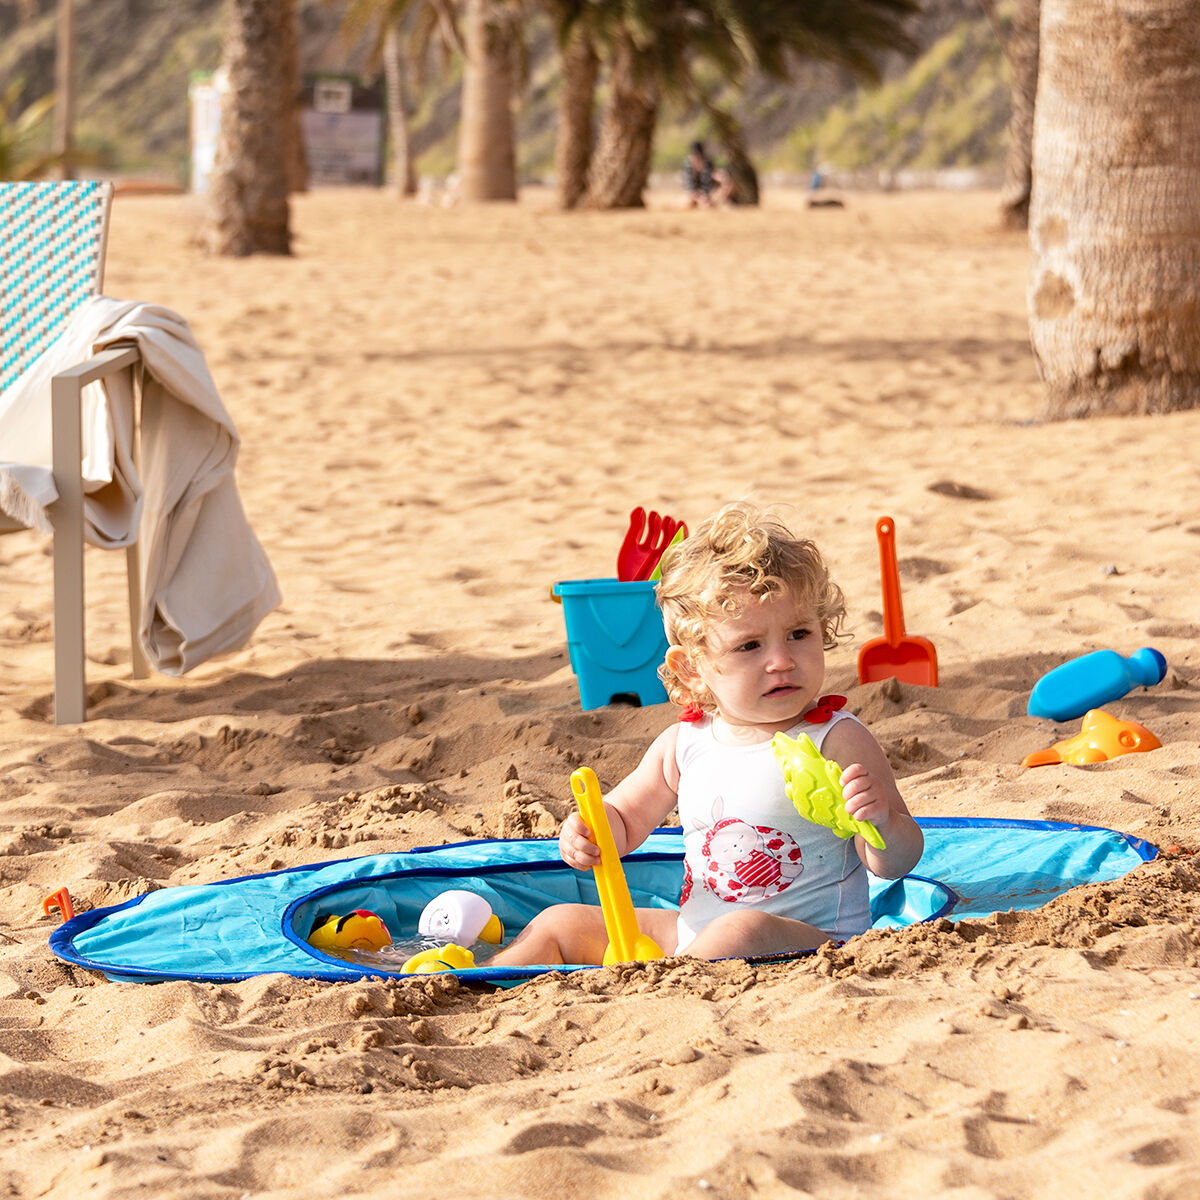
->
xmin=771 ymin=730 xmax=886 ymax=850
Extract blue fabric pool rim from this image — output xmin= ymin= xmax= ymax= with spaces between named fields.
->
xmin=48 ymin=817 xmax=1156 ymax=986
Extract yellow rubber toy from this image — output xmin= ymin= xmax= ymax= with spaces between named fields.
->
xmin=572 ymin=767 xmax=664 ymax=965
xmin=400 ymin=943 xmax=477 ymax=974
xmin=307 ymin=909 xmax=393 ymax=952
xmin=771 ymin=731 xmax=886 ymax=850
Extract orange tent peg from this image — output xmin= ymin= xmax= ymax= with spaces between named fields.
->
xmin=43 ymin=887 xmax=76 ymax=922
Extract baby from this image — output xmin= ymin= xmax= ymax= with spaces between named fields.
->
xmin=492 ymin=501 xmax=923 ymax=966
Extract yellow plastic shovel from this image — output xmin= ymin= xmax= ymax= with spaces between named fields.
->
xmin=571 ymin=767 xmax=664 ymax=965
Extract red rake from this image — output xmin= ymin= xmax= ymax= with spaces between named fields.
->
xmin=616 ymin=507 xmax=687 ymax=582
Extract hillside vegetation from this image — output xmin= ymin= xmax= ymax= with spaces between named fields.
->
xmin=0 ymin=0 xmax=1013 ymax=186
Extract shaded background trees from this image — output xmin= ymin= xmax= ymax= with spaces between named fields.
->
xmin=0 ymin=0 xmax=1012 ymax=198
xmin=322 ymin=0 xmax=920 ymax=210
xmin=550 ymin=0 xmax=919 ymax=210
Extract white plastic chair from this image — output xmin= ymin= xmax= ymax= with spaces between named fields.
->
xmin=0 ymin=180 xmax=148 ymax=723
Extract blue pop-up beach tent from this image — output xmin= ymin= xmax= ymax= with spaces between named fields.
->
xmin=49 ymin=818 xmax=1155 ymax=986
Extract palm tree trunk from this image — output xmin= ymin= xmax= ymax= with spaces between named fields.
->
xmin=997 ymin=0 xmax=1038 ymax=230
xmin=384 ymin=21 xmax=418 ymax=197
xmin=556 ymin=26 xmax=598 ymax=210
xmin=203 ymin=0 xmax=294 ymax=255
xmin=457 ymin=0 xmax=517 ymax=202
xmin=585 ymin=37 xmax=659 ymax=210
xmin=1029 ymin=0 xmax=1200 ymax=416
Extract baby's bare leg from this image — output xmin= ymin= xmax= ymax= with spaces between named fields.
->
xmin=488 ymin=904 xmax=609 ymax=966
xmin=490 ymin=904 xmax=680 ymax=967
xmin=682 ymin=909 xmax=831 ymax=961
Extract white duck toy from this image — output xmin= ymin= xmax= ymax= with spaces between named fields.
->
xmin=418 ymin=890 xmax=504 ymax=945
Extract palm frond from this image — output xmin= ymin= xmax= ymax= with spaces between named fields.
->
xmin=546 ymin=0 xmax=919 ymax=94
xmin=0 ymin=81 xmax=59 ymax=181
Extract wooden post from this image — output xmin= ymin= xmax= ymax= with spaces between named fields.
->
xmin=54 ymin=0 xmax=75 ymax=181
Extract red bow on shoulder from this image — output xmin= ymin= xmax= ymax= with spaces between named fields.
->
xmin=678 ymin=703 xmax=705 ymax=723
xmin=803 ymin=694 xmax=847 ymax=723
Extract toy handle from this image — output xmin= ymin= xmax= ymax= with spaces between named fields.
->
xmin=876 ymin=516 xmax=907 ymax=646
xmin=572 ymin=767 xmax=663 ymax=963
xmin=572 ymin=768 xmax=631 ymax=959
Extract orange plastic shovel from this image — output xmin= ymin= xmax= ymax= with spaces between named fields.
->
xmin=857 ymin=516 xmax=938 ymax=687
xmin=571 ymin=767 xmax=664 ymax=965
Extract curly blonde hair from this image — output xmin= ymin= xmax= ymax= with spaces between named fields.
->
xmin=656 ymin=501 xmax=846 ymax=712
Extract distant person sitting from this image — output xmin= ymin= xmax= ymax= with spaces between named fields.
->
xmin=683 ymin=141 xmax=737 ymax=208
xmin=806 ymin=168 xmax=844 ymax=209
xmin=683 ymin=141 xmax=715 ymax=206
xmin=711 ymin=165 xmax=737 ymax=206
xmin=686 ymin=140 xmax=710 ymax=206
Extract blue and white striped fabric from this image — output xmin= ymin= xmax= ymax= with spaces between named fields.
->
xmin=0 ymin=181 xmax=111 ymax=395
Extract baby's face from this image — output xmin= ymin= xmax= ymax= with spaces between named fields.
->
xmin=696 ymin=588 xmax=826 ymax=733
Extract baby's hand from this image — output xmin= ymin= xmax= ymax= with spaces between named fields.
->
xmin=840 ymin=762 xmax=893 ymax=831
xmin=559 ymin=811 xmax=601 ymax=871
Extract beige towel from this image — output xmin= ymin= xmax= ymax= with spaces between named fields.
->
xmin=0 ymin=296 xmax=280 ymax=675
xmin=0 ymin=462 xmax=54 ymax=533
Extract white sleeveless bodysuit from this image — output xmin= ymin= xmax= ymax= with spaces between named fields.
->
xmin=674 ymin=710 xmax=871 ymax=951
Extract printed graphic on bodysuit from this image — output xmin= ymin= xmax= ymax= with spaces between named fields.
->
xmin=690 ymin=797 xmax=804 ymax=904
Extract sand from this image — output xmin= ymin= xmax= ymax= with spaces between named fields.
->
xmin=1 ymin=185 xmax=1198 ymax=1199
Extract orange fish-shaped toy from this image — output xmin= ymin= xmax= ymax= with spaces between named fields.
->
xmin=1021 ymin=709 xmax=1161 ymax=768
xmin=307 ymin=909 xmax=393 ymax=952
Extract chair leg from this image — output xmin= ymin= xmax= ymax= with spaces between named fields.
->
xmin=125 ymin=359 xmax=149 ymax=682
xmin=126 ymin=542 xmax=149 ymax=679
xmin=51 ymin=374 xmax=86 ymax=724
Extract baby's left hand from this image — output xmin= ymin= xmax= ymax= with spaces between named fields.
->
xmin=840 ymin=762 xmax=893 ymax=831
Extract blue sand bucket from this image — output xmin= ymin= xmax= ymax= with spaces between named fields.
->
xmin=552 ymin=577 xmax=669 ymax=710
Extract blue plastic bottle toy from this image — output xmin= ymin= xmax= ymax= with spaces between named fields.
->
xmin=1028 ymin=647 xmax=1167 ymax=722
